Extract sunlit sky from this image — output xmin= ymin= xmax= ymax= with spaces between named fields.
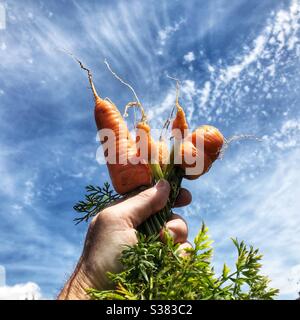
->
xmin=0 ymin=0 xmax=299 ymax=299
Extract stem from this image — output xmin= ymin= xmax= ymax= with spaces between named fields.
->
xmin=139 ymin=146 xmax=184 ymax=236
xmin=150 ymin=163 xmax=164 ymax=181
xmin=143 ymin=221 xmax=153 ymax=236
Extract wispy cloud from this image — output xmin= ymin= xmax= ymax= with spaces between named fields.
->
xmin=0 ymin=0 xmax=299 ymax=299
xmin=199 ymin=81 xmax=211 ymax=109
xmin=0 ymin=3 xmax=6 ymax=30
xmin=148 ymin=79 xmax=199 ymax=127
xmin=220 ymin=34 xmax=268 ymax=85
xmin=158 ymin=18 xmax=186 ymax=47
xmin=204 ymin=0 xmax=300 ymax=119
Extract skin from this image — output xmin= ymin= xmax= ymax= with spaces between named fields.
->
xmin=58 ymin=179 xmax=192 ymax=300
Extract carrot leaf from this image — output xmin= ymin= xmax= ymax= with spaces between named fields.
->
xmin=73 ymin=183 xmax=121 ymax=224
xmin=88 ymin=223 xmax=279 ymax=300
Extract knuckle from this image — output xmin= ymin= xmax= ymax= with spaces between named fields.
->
xmin=90 ymin=207 xmax=116 ymax=226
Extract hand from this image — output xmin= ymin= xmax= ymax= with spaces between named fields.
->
xmin=58 ymin=179 xmax=192 ymax=300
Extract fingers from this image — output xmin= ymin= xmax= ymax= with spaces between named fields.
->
xmin=177 ymin=241 xmax=193 ymax=257
xmin=161 ymin=213 xmax=188 ymax=244
xmin=161 ymin=214 xmax=192 ymax=257
xmin=114 ymin=179 xmax=170 ymax=227
xmin=173 ymin=188 xmax=192 ymax=207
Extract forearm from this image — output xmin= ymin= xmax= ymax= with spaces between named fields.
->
xmin=57 ymin=258 xmax=92 ymax=300
xmin=57 ymin=249 xmax=114 ymax=300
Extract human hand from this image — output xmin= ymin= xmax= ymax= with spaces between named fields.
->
xmin=58 ymin=179 xmax=192 ymax=300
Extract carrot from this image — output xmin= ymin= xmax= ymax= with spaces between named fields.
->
xmin=69 ymin=53 xmax=226 ymax=236
xmin=191 ymin=125 xmax=224 ymax=161
xmin=103 ymin=61 xmax=169 ymax=176
xmin=165 ymin=77 xmax=223 ymax=172
xmin=157 ymin=139 xmax=169 ymax=169
xmin=169 ymin=78 xmax=189 ymax=138
xmin=177 ymin=141 xmax=212 ymax=179
xmin=136 ymin=121 xmax=169 ymax=170
xmin=78 ymin=61 xmax=152 ymax=194
xmin=176 ymin=125 xmax=224 ymax=179
xmin=135 ymin=121 xmax=152 ymax=158
xmin=172 ymin=105 xmax=189 ymax=137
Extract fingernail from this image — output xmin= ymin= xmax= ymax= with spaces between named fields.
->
xmin=155 ymin=179 xmax=169 ymax=190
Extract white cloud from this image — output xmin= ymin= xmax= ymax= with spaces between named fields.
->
xmin=11 ymin=204 xmax=23 ymax=214
xmin=188 ymin=65 xmax=194 ymax=72
xmin=0 ymin=3 xmax=6 ymax=30
xmin=208 ymin=64 xmax=215 ymax=73
xmin=0 ymin=282 xmax=43 ymax=300
xmin=267 ymin=118 xmax=300 ymax=151
xmin=181 ymin=79 xmax=197 ymax=97
xmin=0 ymin=156 xmax=16 ymax=197
xmin=180 ymin=80 xmax=198 ymax=124
xmin=27 ymin=12 xmax=33 ymax=20
xmin=204 ymin=0 xmax=300 ymax=114
xmin=158 ymin=18 xmax=185 ymax=46
xmin=147 ymin=90 xmax=175 ymax=122
xmin=220 ymin=34 xmax=268 ymax=84
xmin=262 ymin=262 xmax=300 ymax=298
xmin=199 ymin=81 xmax=211 ymax=108
xmin=147 ymin=79 xmax=198 ymax=127
xmin=183 ymin=51 xmax=195 ymax=63
xmin=24 ymin=178 xmax=35 ymax=206
xmin=1 ymin=42 xmax=6 ymax=50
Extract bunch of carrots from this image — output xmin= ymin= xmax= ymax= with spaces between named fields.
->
xmin=78 ymin=60 xmax=224 ymax=236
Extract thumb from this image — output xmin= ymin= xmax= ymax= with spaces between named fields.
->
xmin=115 ymin=179 xmax=170 ymax=227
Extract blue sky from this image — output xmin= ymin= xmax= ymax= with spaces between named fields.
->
xmin=0 ymin=0 xmax=299 ymax=299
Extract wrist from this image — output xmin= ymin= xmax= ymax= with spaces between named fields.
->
xmin=57 ymin=258 xmax=96 ymax=300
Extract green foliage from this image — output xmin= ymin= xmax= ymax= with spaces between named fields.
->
xmin=73 ymin=183 xmax=121 ymax=224
xmin=74 ymin=184 xmax=278 ymax=300
xmin=87 ymin=224 xmax=279 ymax=300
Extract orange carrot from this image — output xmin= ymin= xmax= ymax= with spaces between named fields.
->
xmin=170 ymin=79 xmax=189 ymax=138
xmin=157 ymin=139 xmax=169 ymax=169
xmin=136 ymin=121 xmax=169 ymax=169
xmin=177 ymin=141 xmax=212 ymax=180
xmin=166 ymin=78 xmax=223 ymax=169
xmin=177 ymin=125 xmax=224 ymax=179
xmin=135 ymin=122 xmax=152 ymax=159
xmin=172 ymin=105 xmax=189 ymax=136
xmin=191 ymin=125 xmax=224 ymax=161
xmin=103 ymin=62 xmax=170 ymax=173
xmin=79 ymin=62 xmax=152 ymax=194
